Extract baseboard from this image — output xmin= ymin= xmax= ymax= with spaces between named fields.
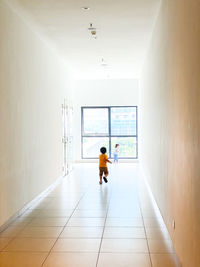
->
xmin=139 ymin=163 xmax=162 ymax=214
xmin=139 ymin=163 xmax=182 ymax=267
xmin=0 ymin=174 xmax=66 ymax=233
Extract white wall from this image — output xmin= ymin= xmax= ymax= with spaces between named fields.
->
xmin=71 ymin=79 xmax=138 ymax=161
xmin=0 ymin=0 xmax=71 ymax=226
xmin=140 ymin=0 xmax=200 ymax=266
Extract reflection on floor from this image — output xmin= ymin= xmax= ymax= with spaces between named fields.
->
xmin=0 ymin=163 xmax=181 ymax=267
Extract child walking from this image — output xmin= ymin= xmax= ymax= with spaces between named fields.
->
xmin=113 ymin=144 xmax=119 ymax=163
xmin=99 ymin=147 xmax=112 ymax=184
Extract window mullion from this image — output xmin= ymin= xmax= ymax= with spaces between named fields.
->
xmin=108 ymin=107 xmax=111 ymax=158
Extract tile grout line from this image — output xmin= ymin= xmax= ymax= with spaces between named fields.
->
xmin=40 ymin=191 xmax=87 ymax=266
xmin=1 ymin=166 xmax=163 ymax=266
xmin=0 ymin=189 xmax=68 ymax=251
xmin=1 ymin=218 xmax=35 ymax=252
xmin=0 ymin=180 xmax=72 ymax=252
xmin=138 ymin=192 xmax=153 ymax=267
xmin=95 ymin=185 xmax=112 ymax=267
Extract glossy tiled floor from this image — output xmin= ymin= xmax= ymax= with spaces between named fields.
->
xmin=0 ymin=164 xmax=181 ymax=267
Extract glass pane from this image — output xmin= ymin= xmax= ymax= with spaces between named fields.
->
xmin=111 ymin=137 xmax=137 ymax=158
xmin=83 ymin=108 xmax=108 ymax=135
xmin=111 ymin=107 xmax=137 ymax=136
xmin=83 ymin=137 xmax=109 ymax=158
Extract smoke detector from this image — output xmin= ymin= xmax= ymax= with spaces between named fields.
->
xmin=101 ymin=58 xmax=107 ymax=67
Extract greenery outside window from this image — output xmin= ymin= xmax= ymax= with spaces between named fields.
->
xmin=81 ymin=106 xmax=138 ymax=159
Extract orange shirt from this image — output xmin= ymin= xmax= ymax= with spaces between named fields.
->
xmin=99 ymin=154 xmax=108 ymax=167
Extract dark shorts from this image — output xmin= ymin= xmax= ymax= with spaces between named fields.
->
xmin=99 ymin=167 xmax=108 ymax=176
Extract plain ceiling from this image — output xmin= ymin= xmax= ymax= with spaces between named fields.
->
xmin=7 ymin=0 xmax=161 ymax=79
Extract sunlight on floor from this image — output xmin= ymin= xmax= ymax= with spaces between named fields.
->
xmin=0 ymin=163 xmax=181 ymax=267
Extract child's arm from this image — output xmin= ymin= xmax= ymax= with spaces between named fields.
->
xmin=106 ymin=159 xmax=112 ymax=164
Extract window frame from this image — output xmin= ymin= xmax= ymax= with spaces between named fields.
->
xmin=81 ymin=106 xmax=138 ymax=159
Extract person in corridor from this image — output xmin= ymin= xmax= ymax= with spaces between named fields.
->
xmin=113 ymin=143 xmax=120 ymax=163
xmin=99 ymin=147 xmax=112 ymax=184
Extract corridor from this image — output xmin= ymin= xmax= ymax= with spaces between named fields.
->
xmin=0 ymin=164 xmax=181 ymax=267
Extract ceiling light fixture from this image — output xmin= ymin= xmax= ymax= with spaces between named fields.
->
xmin=101 ymin=58 xmax=107 ymax=67
xmin=88 ymin=23 xmax=97 ymax=39
xmin=82 ymin=7 xmax=90 ymax=10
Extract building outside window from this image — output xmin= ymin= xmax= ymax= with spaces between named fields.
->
xmin=81 ymin=106 xmax=138 ymax=159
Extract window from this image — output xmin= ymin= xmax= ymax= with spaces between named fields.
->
xmin=81 ymin=106 xmax=138 ymax=159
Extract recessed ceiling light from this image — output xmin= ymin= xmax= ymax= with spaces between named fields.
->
xmin=82 ymin=7 xmax=90 ymax=10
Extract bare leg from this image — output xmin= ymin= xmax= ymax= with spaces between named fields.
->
xmin=99 ymin=175 xmax=103 ymax=184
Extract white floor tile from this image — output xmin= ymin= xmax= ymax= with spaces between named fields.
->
xmin=103 ymin=227 xmax=146 ymax=238
xmin=52 ymin=238 xmax=101 ymax=252
xmin=98 ymin=253 xmax=151 ymax=267
xmin=0 ymin=163 xmax=181 ymax=267
xmin=43 ymin=252 xmax=98 ymax=267
xmin=60 ymin=227 xmax=103 ymax=238
xmin=101 ymin=238 xmax=148 ymax=253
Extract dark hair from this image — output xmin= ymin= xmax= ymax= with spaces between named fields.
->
xmin=115 ymin=144 xmax=119 ymax=148
xmin=100 ymin=147 xmax=107 ymax=154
